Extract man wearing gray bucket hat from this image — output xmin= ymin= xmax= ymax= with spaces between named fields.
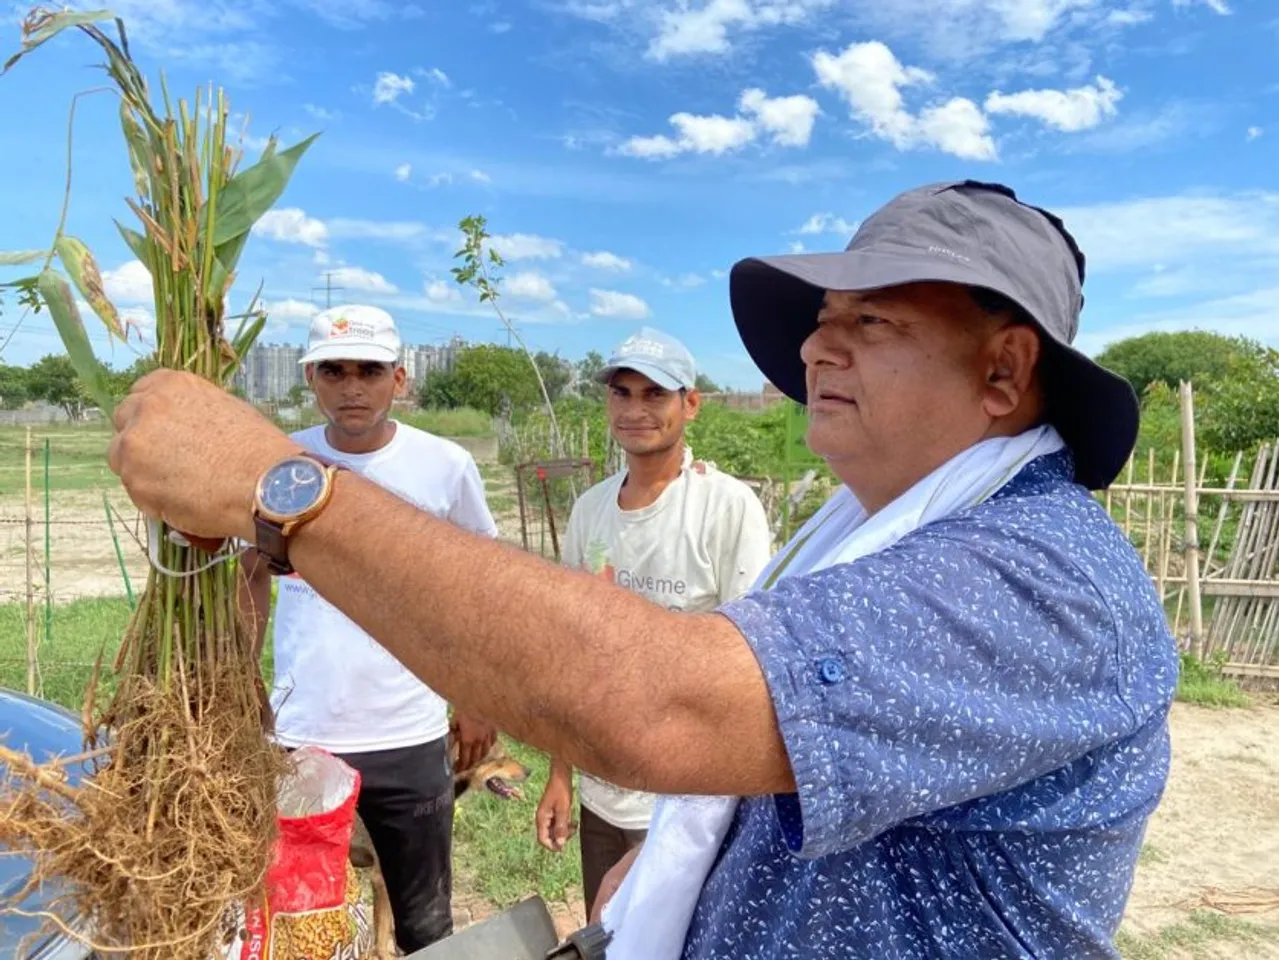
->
xmin=108 ymin=180 xmax=1177 ymax=959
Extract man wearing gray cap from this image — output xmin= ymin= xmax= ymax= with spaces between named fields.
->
xmin=534 ymin=326 xmax=772 ymax=920
xmin=107 ymin=180 xmax=1176 ymax=959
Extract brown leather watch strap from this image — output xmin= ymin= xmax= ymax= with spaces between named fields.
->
xmin=254 ymin=514 xmax=294 ymax=576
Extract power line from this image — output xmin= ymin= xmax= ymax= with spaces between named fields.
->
xmin=310 ymin=272 xmax=346 ymax=309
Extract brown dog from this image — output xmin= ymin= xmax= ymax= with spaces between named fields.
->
xmin=349 ymin=737 xmax=533 ymax=958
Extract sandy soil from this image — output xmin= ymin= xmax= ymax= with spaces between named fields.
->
xmin=0 ymin=489 xmax=152 ymax=605
xmin=1119 ymin=701 xmax=1279 ymax=958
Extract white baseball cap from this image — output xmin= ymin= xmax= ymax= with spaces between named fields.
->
xmin=299 ymin=304 xmax=401 ymax=366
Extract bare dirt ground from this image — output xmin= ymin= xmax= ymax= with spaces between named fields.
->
xmin=1118 ymin=701 xmax=1279 ymax=959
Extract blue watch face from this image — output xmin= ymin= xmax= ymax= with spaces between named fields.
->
xmin=259 ymin=458 xmax=326 ymax=516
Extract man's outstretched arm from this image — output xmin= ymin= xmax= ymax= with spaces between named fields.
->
xmin=109 ymin=370 xmax=794 ymax=798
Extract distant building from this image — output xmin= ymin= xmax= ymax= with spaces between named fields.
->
xmin=234 ymin=337 xmax=467 ymax=401
xmin=401 ymin=336 xmax=464 ymax=391
xmin=234 ymin=343 xmax=304 ymax=401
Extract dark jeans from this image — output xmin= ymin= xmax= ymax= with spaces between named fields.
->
xmin=337 ymin=738 xmax=455 ymax=952
xmin=579 ymin=805 xmax=647 ymax=919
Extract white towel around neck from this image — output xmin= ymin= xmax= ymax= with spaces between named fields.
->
xmin=600 ymin=425 xmax=1066 ymax=960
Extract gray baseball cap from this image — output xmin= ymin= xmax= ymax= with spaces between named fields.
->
xmin=729 ymin=179 xmax=1138 ymax=490
xmin=597 ymin=326 xmax=698 ymax=391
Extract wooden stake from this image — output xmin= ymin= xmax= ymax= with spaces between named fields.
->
xmin=24 ymin=427 xmax=36 ymax=696
xmin=1180 ymin=382 xmax=1204 ymax=658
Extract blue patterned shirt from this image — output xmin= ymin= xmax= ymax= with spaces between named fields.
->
xmin=683 ymin=451 xmax=1178 ymax=960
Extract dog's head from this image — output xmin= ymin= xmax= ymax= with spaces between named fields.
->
xmin=472 ymin=755 xmax=531 ymax=799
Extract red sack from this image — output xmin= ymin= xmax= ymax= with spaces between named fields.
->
xmin=267 ymin=746 xmax=361 ymax=914
xmin=223 ymin=747 xmax=372 ymax=960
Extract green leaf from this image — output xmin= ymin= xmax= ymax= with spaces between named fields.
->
xmin=2 ymin=9 xmax=115 ymax=75
xmin=115 ymin=221 xmax=149 ymax=264
xmin=0 ymin=249 xmax=47 ymax=266
xmin=228 ymin=311 xmax=267 ymax=376
xmin=207 ymin=132 xmax=320 ymax=250
xmin=36 ymin=269 xmax=116 ymax=416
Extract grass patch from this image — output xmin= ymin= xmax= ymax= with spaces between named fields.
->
xmin=452 ymin=739 xmax=583 ymax=906
xmin=399 ymin=407 xmax=494 ymax=438
xmin=1176 ymin=653 xmax=1251 ymax=709
xmin=487 ymin=494 xmax=517 ymax=515
xmin=0 ymin=425 xmax=116 ymax=496
xmin=0 ymin=596 xmax=132 ymax=709
xmin=1137 ymin=843 xmax=1168 ymax=867
xmin=1117 ymin=910 xmax=1277 ymax=959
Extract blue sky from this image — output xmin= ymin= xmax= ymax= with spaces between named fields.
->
xmin=0 ymin=0 xmax=1275 ymax=389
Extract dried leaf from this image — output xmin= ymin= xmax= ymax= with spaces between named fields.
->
xmin=55 ymin=235 xmax=126 ymax=340
xmin=36 ymin=268 xmax=116 ymax=416
xmin=2 ymin=8 xmax=114 ymax=75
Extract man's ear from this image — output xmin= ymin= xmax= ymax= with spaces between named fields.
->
xmin=304 ymin=363 xmax=315 ymax=387
xmin=683 ymin=388 xmax=701 ymax=423
xmin=981 ymin=325 xmax=1041 ymax=419
xmin=393 ymin=366 xmax=408 ymax=399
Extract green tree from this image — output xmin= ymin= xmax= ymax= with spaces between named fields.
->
xmin=694 ymin=373 xmax=721 ymax=394
xmin=535 ymin=351 xmax=573 ymax=403
xmin=419 ymin=368 xmax=463 ymax=409
xmin=27 ymin=353 xmax=87 ymax=420
xmin=575 ymin=350 xmax=606 ymax=401
xmin=436 ymin=344 xmax=540 ymax=416
xmin=287 ymin=383 xmax=308 ymax=407
xmin=0 ymin=363 xmax=29 ymax=408
xmin=1096 ymin=331 xmax=1275 ymax=397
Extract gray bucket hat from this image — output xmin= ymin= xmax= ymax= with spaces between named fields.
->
xmin=729 ymin=179 xmax=1138 ymax=490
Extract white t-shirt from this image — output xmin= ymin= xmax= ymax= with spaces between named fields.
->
xmin=269 ymin=421 xmax=498 ymax=753
xmin=565 ymin=452 xmax=773 ymax=830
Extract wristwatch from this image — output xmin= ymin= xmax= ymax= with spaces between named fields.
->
xmin=252 ymin=452 xmax=345 ymax=575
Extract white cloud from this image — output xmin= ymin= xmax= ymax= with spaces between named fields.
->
xmin=490 ymin=233 xmax=565 ymax=260
xmin=1172 ymin=0 xmax=1230 ymax=13
xmin=328 ymin=266 xmax=398 ymax=293
xmin=739 ymin=88 xmax=820 ymax=147
xmin=263 ymin=298 xmax=320 ymax=323
xmin=470 ymin=169 xmax=493 ymax=184
xmin=1247 ymin=126 xmax=1263 ymax=142
xmin=428 ymin=172 xmax=454 ymax=187
xmin=1057 ymin=192 xmax=1279 ymax=271
xmin=985 ymin=76 xmax=1122 ymax=132
xmin=617 ymin=133 xmax=685 ymax=159
xmin=253 ymin=208 xmax=330 ymax=246
xmin=303 ymin=103 xmax=337 ymax=121
xmin=589 ymin=289 xmax=652 ymax=320
xmin=373 ymin=71 xmax=415 ymax=105
xmin=327 ymin=219 xmax=432 ymax=242
xmin=647 ymin=0 xmax=833 ymax=61
xmin=425 ymin=280 xmax=463 ymax=304
xmin=617 ymin=86 xmax=816 ymax=159
xmin=420 ymin=66 xmax=451 ymax=87
xmin=582 ymin=251 xmax=633 ymax=271
xmin=506 ymin=271 xmax=559 ymax=302
xmin=788 ymin=240 xmax=805 ymax=254
xmin=662 ymin=273 xmax=706 ymax=289
xmin=395 ymin=163 xmax=412 ymax=182
xmin=1104 ymin=7 xmax=1153 ymax=26
xmin=796 ymin=213 xmax=858 ymax=236
xmin=101 ymin=260 xmax=154 ymax=304
xmin=812 ymin=41 xmax=996 ymax=161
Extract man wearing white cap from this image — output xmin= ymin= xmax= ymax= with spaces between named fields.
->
xmin=533 ymin=326 xmax=772 ymax=919
xmin=238 ymin=304 xmax=498 ymax=951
